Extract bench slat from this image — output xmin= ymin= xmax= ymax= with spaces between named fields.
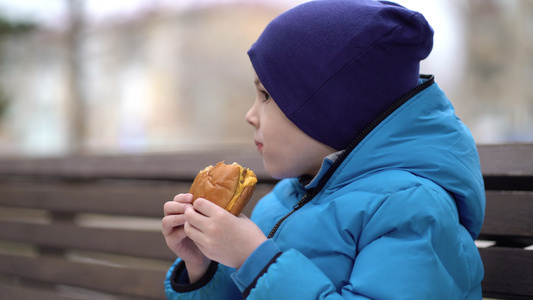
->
xmin=0 ymin=282 xmax=153 ymax=300
xmin=1 ymin=144 xmax=531 ymax=180
xmin=0 ymin=221 xmax=176 ymax=260
xmin=479 ymin=144 xmax=533 ymax=191
xmin=0 ymin=284 xmax=79 ymax=300
xmin=0 ymin=182 xmax=181 ymax=217
xmin=479 ymin=247 xmax=533 ymax=299
xmin=0 ymin=149 xmax=271 ymax=181
xmin=0 ymin=283 xmax=81 ymax=300
xmin=478 ymin=144 xmax=533 ymax=176
xmin=480 ymin=191 xmax=533 ymax=238
xmin=0 ymin=182 xmax=274 ymax=218
xmin=0 ymin=254 xmax=167 ymax=299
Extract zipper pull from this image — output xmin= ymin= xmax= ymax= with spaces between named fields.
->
xmin=292 ymin=202 xmax=304 ymax=210
xmin=293 ymin=193 xmax=310 ymax=210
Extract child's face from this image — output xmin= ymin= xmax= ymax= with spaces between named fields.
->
xmin=245 ymin=72 xmax=336 ymax=179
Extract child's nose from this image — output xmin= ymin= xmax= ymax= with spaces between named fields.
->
xmin=245 ymin=105 xmax=258 ymax=127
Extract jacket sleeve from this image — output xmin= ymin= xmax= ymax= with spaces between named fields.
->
xmin=164 ymin=258 xmax=241 ymax=299
xmin=240 ymin=185 xmax=483 ymax=299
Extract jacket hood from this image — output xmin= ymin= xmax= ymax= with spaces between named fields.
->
xmin=326 ymin=77 xmax=485 ymax=239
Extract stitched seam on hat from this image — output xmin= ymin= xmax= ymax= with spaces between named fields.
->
xmin=288 ymin=12 xmax=422 ymax=118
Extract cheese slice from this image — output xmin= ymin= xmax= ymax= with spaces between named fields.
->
xmin=226 ymin=166 xmax=257 ymax=211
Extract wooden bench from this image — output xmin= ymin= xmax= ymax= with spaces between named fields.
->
xmin=0 ymin=144 xmax=531 ymax=299
xmin=0 ymin=149 xmax=274 ymax=300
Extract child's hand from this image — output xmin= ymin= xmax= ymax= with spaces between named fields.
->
xmin=162 ymin=193 xmax=211 ymax=282
xmin=184 ymin=198 xmax=267 ymax=269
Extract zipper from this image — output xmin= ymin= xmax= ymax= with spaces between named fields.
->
xmin=266 ymin=75 xmax=435 ymax=239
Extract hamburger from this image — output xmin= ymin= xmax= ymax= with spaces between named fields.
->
xmin=189 ymin=161 xmax=257 ymax=216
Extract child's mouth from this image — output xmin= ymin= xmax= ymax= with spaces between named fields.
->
xmin=255 ymin=141 xmax=263 ymax=153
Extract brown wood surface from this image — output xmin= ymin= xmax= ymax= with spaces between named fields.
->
xmin=0 ymin=220 xmax=176 ymax=260
xmin=0 ymin=181 xmax=274 ymax=218
xmin=0 ymin=145 xmax=532 ymax=299
xmin=478 ymin=143 xmax=533 ymax=176
xmin=0 ymin=282 xmax=155 ymax=300
xmin=0 ymin=283 xmax=81 ymax=300
xmin=480 ymin=191 xmax=533 ymax=238
xmin=0 ymin=144 xmax=530 ymax=179
xmin=0 ymin=254 xmax=167 ymax=299
xmin=0 ymin=149 xmax=272 ymax=181
xmin=0 ymin=181 xmax=178 ymax=217
xmin=479 ymin=247 xmax=533 ymax=299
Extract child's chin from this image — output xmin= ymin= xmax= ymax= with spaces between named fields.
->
xmin=264 ymin=162 xmax=295 ymax=180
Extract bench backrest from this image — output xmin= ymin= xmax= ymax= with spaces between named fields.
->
xmin=477 ymin=144 xmax=533 ymax=299
xmin=0 ymin=144 xmax=531 ymax=299
xmin=0 ymin=149 xmax=274 ymax=299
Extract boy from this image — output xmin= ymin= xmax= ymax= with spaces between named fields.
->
xmin=162 ymin=0 xmax=485 ymax=299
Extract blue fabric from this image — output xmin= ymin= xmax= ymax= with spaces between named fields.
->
xmin=248 ymin=0 xmax=434 ymax=150
xmin=231 ymin=239 xmax=281 ymax=292
xmin=164 ymin=258 xmax=241 ymax=299
xmin=164 ymin=78 xmax=485 ymax=299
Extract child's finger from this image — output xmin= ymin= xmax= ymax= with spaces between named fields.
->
xmin=192 ymin=197 xmax=227 ymax=218
xmin=183 ymin=202 xmax=212 ymax=232
xmin=164 ymin=200 xmax=192 ymax=216
xmin=173 ymin=193 xmax=193 ymax=203
xmin=162 ymin=214 xmax=186 ymax=232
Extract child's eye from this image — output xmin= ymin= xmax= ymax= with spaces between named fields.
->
xmin=261 ymin=90 xmax=270 ymax=101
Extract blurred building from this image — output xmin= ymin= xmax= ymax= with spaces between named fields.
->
xmin=0 ymin=3 xmax=282 ymax=155
xmin=461 ymin=0 xmax=533 ymax=142
xmin=0 ymin=0 xmax=531 ymax=157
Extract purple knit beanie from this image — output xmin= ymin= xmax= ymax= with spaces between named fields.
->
xmin=248 ymin=0 xmax=434 ymax=150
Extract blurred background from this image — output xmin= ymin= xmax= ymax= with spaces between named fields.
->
xmin=0 ymin=0 xmax=531 ymax=157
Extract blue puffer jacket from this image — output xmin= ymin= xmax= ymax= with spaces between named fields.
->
xmin=165 ymin=76 xmax=485 ymax=299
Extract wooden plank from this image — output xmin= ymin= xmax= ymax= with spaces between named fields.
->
xmin=480 ymin=191 xmax=533 ymax=238
xmin=0 ymin=254 xmax=167 ymax=299
xmin=1 ymin=144 xmax=530 ymax=180
xmin=480 ymin=247 xmax=533 ymax=299
xmin=479 ymin=144 xmax=533 ymax=191
xmin=0 ymin=149 xmax=273 ymax=181
xmin=0 ymin=181 xmax=181 ymax=218
xmin=0 ymin=276 xmax=160 ymax=300
xmin=0 ymin=221 xmax=176 ymax=260
xmin=0 ymin=179 xmax=273 ymax=261
xmin=0 ymin=284 xmax=81 ymax=300
xmin=478 ymin=143 xmax=533 ymax=176
xmin=0 ymin=181 xmax=274 ymax=217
